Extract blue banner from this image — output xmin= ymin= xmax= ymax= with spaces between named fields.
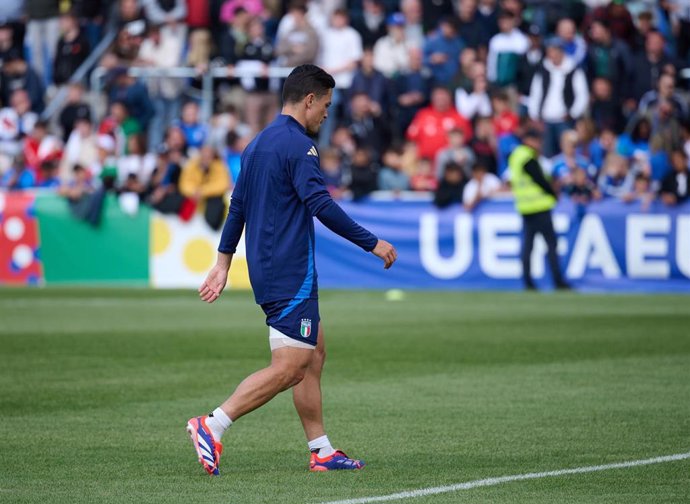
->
xmin=314 ymin=199 xmax=690 ymax=292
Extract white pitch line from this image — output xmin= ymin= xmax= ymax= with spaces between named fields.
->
xmin=320 ymin=451 xmax=690 ymax=504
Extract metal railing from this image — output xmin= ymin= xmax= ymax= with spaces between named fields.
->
xmin=89 ymin=65 xmax=296 ymax=121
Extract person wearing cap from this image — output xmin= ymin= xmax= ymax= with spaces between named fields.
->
xmin=373 ymin=12 xmax=412 ymax=78
xmin=527 ymin=36 xmax=589 ymax=158
xmin=508 ymin=128 xmax=571 ymax=290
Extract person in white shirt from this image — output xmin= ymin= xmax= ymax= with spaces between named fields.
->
xmin=137 ymin=23 xmax=185 ymax=151
xmin=463 ymin=162 xmax=503 ymax=211
xmin=373 ymin=13 xmax=412 ymax=78
xmin=317 ymin=9 xmax=363 ymax=145
xmin=59 ymin=117 xmax=99 ymax=182
xmin=276 ymin=0 xmax=330 ymax=41
xmin=528 ymin=37 xmax=589 ymax=158
xmin=455 ymin=74 xmax=492 ymax=120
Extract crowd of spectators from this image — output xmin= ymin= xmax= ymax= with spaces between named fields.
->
xmin=0 ymin=0 xmax=689 ymax=227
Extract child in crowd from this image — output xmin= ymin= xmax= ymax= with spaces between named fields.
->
xmin=463 ymin=162 xmax=502 ymax=211
xmin=491 ymin=90 xmax=518 ymax=137
xmin=378 ymin=146 xmax=410 ymax=192
xmin=562 ymin=167 xmax=600 ymax=205
xmin=37 ymin=160 xmax=61 ymax=188
xmin=551 ymin=129 xmax=597 ymax=185
xmin=622 ymin=172 xmax=654 ymax=211
xmin=1 ymin=154 xmax=34 ymax=190
xmin=410 ymin=158 xmax=437 ymax=192
xmin=598 ymin=153 xmax=634 ymax=199
xmin=433 ymin=161 xmax=466 ymax=209
xmin=435 ymin=127 xmax=475 ymax=180
xmin=471 ymin=116 xmax=498 ymax=174
xmin=174 ymin=102 xmax=208 ymax=152
xmin=348 ymin=147 xmax=378 ymax=201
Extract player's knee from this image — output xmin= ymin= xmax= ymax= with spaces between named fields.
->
xmin=274 ymin=360 xmax=309 ymax=388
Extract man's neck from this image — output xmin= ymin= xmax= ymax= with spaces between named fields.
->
xmin=281 ymin=106 xmax=307 ymax=130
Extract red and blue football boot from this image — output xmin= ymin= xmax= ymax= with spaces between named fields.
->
xmin=309 ymin=450 xmax=365 ymax=471
xmin=186 ymin=416 xmax=223 ymax=476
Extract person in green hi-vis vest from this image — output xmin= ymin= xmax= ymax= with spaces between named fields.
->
xmin=508 ymin=128 xmax=571 ymax=291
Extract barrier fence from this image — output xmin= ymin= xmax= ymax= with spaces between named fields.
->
xmin=1 ymin=191 xmax=688 ymax=292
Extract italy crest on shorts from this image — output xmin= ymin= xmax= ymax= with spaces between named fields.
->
xmin=300 ymin=319 xmax=312 ymax=338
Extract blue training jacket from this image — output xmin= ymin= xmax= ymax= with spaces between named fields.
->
xmin=218 ymin=114 xmax=378 ymax=304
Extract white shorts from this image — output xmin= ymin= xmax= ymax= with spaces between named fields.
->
xmin=269 ymin=326 xmax=315 ymax=351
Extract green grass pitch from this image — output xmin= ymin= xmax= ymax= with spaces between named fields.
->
xmin=1 ymin=288 xmax=689 ymax=503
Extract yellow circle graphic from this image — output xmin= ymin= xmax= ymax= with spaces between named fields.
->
xmin=183 ymin=238 xmax=215 ymax=273
xmin=151 ymin=217 xmax=172 ymax=256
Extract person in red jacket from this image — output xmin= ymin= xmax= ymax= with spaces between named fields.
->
xmin=405 ymin=86 xmax=472 ymax=163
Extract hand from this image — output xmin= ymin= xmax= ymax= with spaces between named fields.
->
xmin=198 ymin=258 xmax=231 ymax=303
xmin=372 ymin=239 xmax=397 ymax=270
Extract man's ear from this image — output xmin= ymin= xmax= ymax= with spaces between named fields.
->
xmin=305 ymin=93 xmax=315 ymax=109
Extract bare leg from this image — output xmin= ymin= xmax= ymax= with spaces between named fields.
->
xmin=293 ymin=323 xmax=327 ymax=441
xmin=219 ymin=346 xmax=313 ymax=421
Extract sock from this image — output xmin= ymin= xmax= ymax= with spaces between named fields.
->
xmin=206 ymin=407 xmax=232 ymax=441
xmin=308 ymin=435 xmax=335 ymax=458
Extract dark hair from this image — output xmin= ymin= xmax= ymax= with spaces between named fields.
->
xmin=491 ymin=90 xmax=509 ymax=102
xmin=282 ymin=64 xmax=335 ymax=104
xmin=226 ymin=130 xmax=239 ymax=147
xmin=288 ymin=0 xmax=307 ymax=13
xmin=445 ymin=162 xmax=463 ymax=173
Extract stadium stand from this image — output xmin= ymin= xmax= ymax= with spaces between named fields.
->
xmin=0 ymin=0 xmax=689 ymax=221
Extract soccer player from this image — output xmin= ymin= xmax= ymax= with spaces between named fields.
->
xmin=187 ymin=64 xmax=397 ymax=475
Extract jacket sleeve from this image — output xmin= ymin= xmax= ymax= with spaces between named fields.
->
xmin=486 ymin=39 xmax=498 ymax=82
xmin=528 ymin=71 xmax=543 ymax=120
xmin=524 ymin=159 xmax=557 ymax=197
xmin=289 ymin=149 xmax=378 ymax=251
xmin=218 ymin=168 xmax=245 ymax=254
